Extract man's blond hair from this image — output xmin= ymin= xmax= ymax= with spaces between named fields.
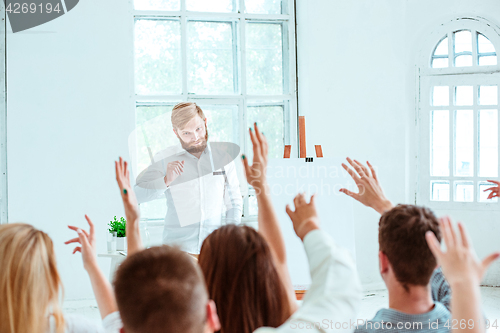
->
xmin=171 ymin=102 xmax=206 ymax=131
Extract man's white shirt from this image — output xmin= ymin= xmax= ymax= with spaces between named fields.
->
xmin=134 ymin=142 xmax=243 ymax=254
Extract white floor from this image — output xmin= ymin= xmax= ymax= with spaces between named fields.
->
xmin=65 ymin=287 xmax=500 ymax=330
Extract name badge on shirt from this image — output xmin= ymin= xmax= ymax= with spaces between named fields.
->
xmin=213 ymin=171 xmax=226 ymax=176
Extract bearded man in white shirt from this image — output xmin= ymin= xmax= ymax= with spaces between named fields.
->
xmin=134 ymin=102 xmax=243 ymax=257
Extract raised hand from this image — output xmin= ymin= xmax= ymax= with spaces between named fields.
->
xmin=483 ymin=180 xmax=500 ymax=200
xmin=340 ymin=157 xmax=393 ymax=214
xmin=426 ymin=216 xmax=499 ymax=286
xmin=116 ymin=157 xmax=139 ymax=224
xmin=243 ymin=122 xmax=298 ymax=311
xmin=164 ymin=160 xmax=184 ymax=186
xmin=65 ymin=215 xmax=97 ymax=271
xmin=241 ymin=123 xmax=268 ymax=193
xmin=286 ymin=193 xmax=320 ymax=240
xmin=116 ymin=157 xmax=144 ymax=255
xmin=66 ymin=216 xmax=119 ymax=319
xmin=426 ymin=217 xmax=499 ymax=333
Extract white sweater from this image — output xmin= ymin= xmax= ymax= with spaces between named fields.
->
xmin=48 ymin=314 xmax=106 ymax=333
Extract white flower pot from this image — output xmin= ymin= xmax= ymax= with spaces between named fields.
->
xmin=116 ymin=237 xmax=127 ymax=251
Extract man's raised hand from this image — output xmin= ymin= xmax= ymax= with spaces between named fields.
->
xmin=286 ymin=193 xmax=320 ymax=241
xmin=340 ymin=158 xmax=393 ymax=214
xmin=242 ymin=123 xmax=268 ymax=192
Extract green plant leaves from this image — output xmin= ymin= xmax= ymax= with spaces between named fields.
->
xmin=108 ymin=216 xmax=126 ymax=237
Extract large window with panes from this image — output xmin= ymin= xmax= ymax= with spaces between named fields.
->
xmin=418 ymin=18 xmax=500 ymax=208
xmin=132 ymin=0 xmax=298 ymax=223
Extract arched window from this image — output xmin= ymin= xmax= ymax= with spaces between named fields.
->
xmin=418 ymin=17 xmax=500 ymax=207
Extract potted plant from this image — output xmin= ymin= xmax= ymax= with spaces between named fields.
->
xmin=108 ymin=216 xmax=126 ymax=251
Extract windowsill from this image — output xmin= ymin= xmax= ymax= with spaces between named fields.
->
xmin=420 ymin=201 xmax=500 ymax=211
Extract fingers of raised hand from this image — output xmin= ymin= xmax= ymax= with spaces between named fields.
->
xmin=347 ymin=157 xmax=366 ymax=178
xmin=425 ymin=231 xmax=443 ymax=259
xmin=68 ymin=225 xmax=89 ymax=239
xmin=72 ymin=246 xmax=82 ymax=254
xmin=342 ymin=163 xmax=360 ymax=182
xmin=254 ymin=123 xmax=268 ymax=159
xmin=115 ymin=161 xmax=120 ymax=183
xmin=64 ymin=237 xmax=80 ymax=245
xmin=285 ymin=204 xmax=294 ymax=218
xmin=457 ymin=222 xmax=470 ymax=249
xmin=309 ymin=194 xmax=316 ymax=205
xmin=241 ymin=155 xmax=251 ymax=179
xmin=440 ymin=217 xmax=456 ymax=249
xmin=119 ymin=157 xmax=126 ymax=176
xmin=482 ymin=252 xmax=500 ymax=272
xmin=85 ymin=217 xmax=96 ymax=244
xmin=339 ymin=188 xmax=360 ymax=200
xmin=254 ymin=122 xmax=264 ymax=145
xmin=487 ymin=180 xmax=500 ymax=186
xmin=249 ymin=127 xmax=262 ymax=159
xmin=299 ymin=192 xmax=307 ymax=205
xmin=354 ymin=160 xmax=370 ymax=177
xmin=261 ymin=132 xmax=269 ymax=158
xmin=85 ymin=215 xmax=94 ymax=233
xmin=366 ymin=161 xmax=378 ymax=182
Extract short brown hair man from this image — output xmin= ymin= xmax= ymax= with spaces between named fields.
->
xmin=114 ymin=246 xmax=220 ymax=333
xmin=378 ymin=204 xmax=441 ymax=290
xmin=340 ymin=158 xmax=451 ymax=332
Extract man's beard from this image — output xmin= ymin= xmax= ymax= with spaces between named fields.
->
xmin=179 ymin=129 xmax=209 ymax=154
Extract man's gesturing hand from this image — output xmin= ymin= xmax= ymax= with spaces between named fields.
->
xmin=340 ymin=158 xmax=393 ymax=215
xmin=164 ymin=160 xmax=184 ymax=186
xmin=286 ymin=193 xmax=320 ymax=241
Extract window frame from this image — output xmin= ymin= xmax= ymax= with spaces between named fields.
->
xmin=131 ymin=0 xmax=299 ymax=222
xmin=416 ymin=17 xmax=500 ymax=210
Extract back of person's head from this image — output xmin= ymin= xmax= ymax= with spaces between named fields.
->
xmin=379 ymin=204 xmax=441 ymax=290
xmin=114 ymin=246 xmax=210 ymax=333
xmin=199 ymin=224 xmax=291 ymax=333
xmin=0 ymin=223 xmax=65 ymax=333
xmin=171 ymin=102 xmax=206 ymax=131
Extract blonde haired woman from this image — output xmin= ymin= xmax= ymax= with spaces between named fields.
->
xmin=0 ymin=222 xmax=115 ymax=333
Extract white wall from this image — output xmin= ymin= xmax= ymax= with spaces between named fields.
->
xmin=296 ymin=0 xmax=500 ymax=289
xmin=7 ymin=0 xmax=134 ymax=299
